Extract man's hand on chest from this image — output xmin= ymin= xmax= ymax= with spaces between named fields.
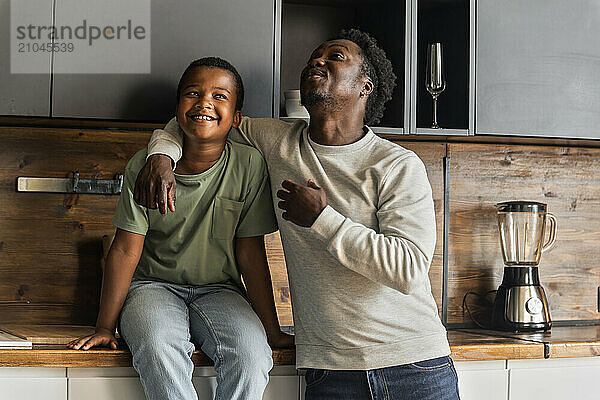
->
xmin=276 ymin=179 xmax=327 ymax=228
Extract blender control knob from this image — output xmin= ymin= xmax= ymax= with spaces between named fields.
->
xmin=526 ymin=297 xmax=543 ymax=314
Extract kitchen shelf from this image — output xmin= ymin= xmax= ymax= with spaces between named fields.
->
xmin=279 ymin=0 xmax=408 ymax=129
xmin=414 ymin=0 xmax=471 ymax=131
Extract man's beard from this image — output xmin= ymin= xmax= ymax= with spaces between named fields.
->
xmin=301 ymin=90 xmax=337 ymax=110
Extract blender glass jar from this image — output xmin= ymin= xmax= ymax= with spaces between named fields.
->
xmin=497 ymin=201 xmax=557 ymax=265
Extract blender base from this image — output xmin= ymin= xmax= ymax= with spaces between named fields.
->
xmin=491 ymin=267 xmax=552 ymax=332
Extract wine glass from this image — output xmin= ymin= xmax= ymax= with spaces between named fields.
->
xmin=426 ymin=42 xmax=446 ymax=129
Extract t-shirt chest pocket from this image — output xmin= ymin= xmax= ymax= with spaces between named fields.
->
xmin=211 ymin=197 xmax=244 ymax=240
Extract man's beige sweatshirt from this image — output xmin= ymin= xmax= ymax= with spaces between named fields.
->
xmin=148 ymin=117 xmax=450 ymax=370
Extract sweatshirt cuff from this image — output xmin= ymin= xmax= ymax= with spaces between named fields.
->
xmin=311 ymin=205 xmax=346 ymax=241
xmin=146 ymin=141 xmax=181 ymax=171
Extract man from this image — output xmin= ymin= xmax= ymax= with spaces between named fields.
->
xmin=135 ymin=29 xmax=460 ymax=399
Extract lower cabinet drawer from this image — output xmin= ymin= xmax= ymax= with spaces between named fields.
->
xmin=0 ymin=378 xmax=67 ymax=400
xmin=455 ymin=360 xmax=508 ymax=400
xmin=508 ymin=358 xmax=600 ymax=400
xmin=456 ymin=369 xmax=508 ymax=400
xmin=67 ymin=374 xmax=299 ymax=400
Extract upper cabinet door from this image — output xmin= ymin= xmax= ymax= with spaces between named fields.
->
xmin=413 ymin=0 xmax=472 ymax=135
xmin=476 ymin=0 xmax=600 ymax=139
xmin=279 ymin=0 xmax=408 ymax=133
xmin=52 ymin=0 xmax=275 ymax=121
xmin=0 ymin=0 xmax=52 ymax=116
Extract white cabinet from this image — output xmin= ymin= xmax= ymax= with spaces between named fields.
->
xmin=68 ymin=367 xmax=144 ymax=400
xmin=0 ymin=368 xmax=67 ymax=400
xmin=508 ymin=357 xmax=600 ymax=400
xmin=6 ymin=357 xmax=600 ymax=399
xmin=192 ymin=366 xmax=301 ymax=400
xmin=67 ymin=366 xmax=299 ymax=400
xmin=263 ymin=366 xmax=300 ymax=400
xmin=69 ymin=377 xmax=145 ymax=400
xmin=454 ymin=360 xmax=508 ymax=400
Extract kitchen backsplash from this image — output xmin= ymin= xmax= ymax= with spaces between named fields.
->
xmin=1 ymin=124 xmax=598 ymax=327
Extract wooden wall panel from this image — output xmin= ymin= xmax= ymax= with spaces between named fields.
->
xmin=393 ymin=141 xmax=446 ymax=313
xmin=447 ymin=143 xmax=600 ymax=325
xmin=7 ymin=126 xmax=598 ymax=330
xmin=265 ymin=231 xmax=292 ymax=327
xmin=0 ymin=127 xmax=150 ymax=325
xmin=0 ymin=126 xmax=293 ymax=326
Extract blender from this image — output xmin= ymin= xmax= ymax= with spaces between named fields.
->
xmin=491 ymin=201 xmax=557 ymax=332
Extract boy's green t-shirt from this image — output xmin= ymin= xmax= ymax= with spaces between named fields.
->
xmin=112 ymin=139 xmax=278 ymax=289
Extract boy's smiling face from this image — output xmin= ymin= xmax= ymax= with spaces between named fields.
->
xmin=176 ymin=66 xmax=241 ymax=143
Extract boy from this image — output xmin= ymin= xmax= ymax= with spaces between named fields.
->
xmin=68 ymin=57 xmax=293 ymax=400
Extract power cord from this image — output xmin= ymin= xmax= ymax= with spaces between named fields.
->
xmin=462 ymin=290 xmax=497 ymax=330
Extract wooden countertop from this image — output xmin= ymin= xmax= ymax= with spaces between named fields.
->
xmin=458 ymin=325 xmax=600 ymax=359
xmin=1 ymin=325 xmax=599 ymax=367
xmin=446 ymin=330 xmax=544 ymax=360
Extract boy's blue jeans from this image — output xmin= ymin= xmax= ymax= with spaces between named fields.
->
xmin=119 ymin=280 xmax=273 ymax=400
xmin=304 ymin=356 xmax=460 ymax=400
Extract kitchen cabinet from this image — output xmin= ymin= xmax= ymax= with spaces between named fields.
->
xmin=279 ymin=0 xmax=409 ymax=133
xmin=0 ymin=0 xmax=52 ymax=116
xmin=4 ymin=357 xmax=600 ymax=399
xmin=454 ymin=360 xmax=508 ymax=400
xmin=67 ymin=366 xmax=300 ymax=400
xmin=51 ymin=0 xmax=275 ymax=121
xmin=69 ymin=377 xmax=146 ymax=400
xmin=412 ymin=0 xmax=472 ymax=135
xmin=279 ymin=0 xmax=473 ymax=136
xmin=0 ymin=368 xmax=67 ymax=400
xmin=263 ymin=375 xmax=301 ymax=400
xmin=476 ymin=0 xmax=600 ymax=139
xmin=507 ymin=357 xmax=600 ymax=400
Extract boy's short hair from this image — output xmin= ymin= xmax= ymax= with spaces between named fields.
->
xmin=176 ymin=57 xmax=245 ymax=111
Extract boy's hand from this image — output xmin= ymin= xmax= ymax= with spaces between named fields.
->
xmin=133 ymin=154 xmax=176 ymax=215
xmin=67 ymin=327 xmax=118 ymax=350
xmin=276 ymin=179 xmax=326 ymax=227
xmin=268 ymin=331 xmax=295 ymax=349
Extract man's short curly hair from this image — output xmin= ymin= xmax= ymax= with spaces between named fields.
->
xmin=334 ymin=29 xmax=396 ymax=126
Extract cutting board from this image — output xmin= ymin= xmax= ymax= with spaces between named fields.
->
xmin=0 ymin=325 xmax=96 ymax=345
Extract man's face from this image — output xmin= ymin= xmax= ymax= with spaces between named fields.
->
xmin=300 ymin=39 xmax=365 ymax=110
xmin=176 ymin=66 xmax=241 ymax=143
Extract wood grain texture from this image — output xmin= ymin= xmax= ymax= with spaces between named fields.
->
xmin=447 ymin=143 xmax=600 ymax=325
xmin=2 ymin=327 xmax=574 ymax=366
xmin=0 ymin=126 xmax=292 ymax=326
xmin=264 ymin=231 xmax=293 ymax=327
xmin=448 ymin=329 xmax=546 ymax=360
xmin=5 ymin=124 xmax=600 ymax=334
xmin=0 ymin=325 xmax=95 ymax=345
xmin=458 ymin=326 xmax=600 ymax=359
xmin=0 ymin=127 xmax=150 ymax=324
xmin=0 ymin=345 xmax=295 ymax=368
xmin=393 ymin=141 xmax=446 ymax=313
xmin=449 ymin=342 xmax=544 ymax=361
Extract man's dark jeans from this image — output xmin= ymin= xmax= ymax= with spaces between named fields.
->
xmin=304 ymin=356 xmax=460 ymax=400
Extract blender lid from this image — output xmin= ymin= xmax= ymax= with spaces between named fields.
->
xmin=496 ymin=201 xmax=547 ymax=212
